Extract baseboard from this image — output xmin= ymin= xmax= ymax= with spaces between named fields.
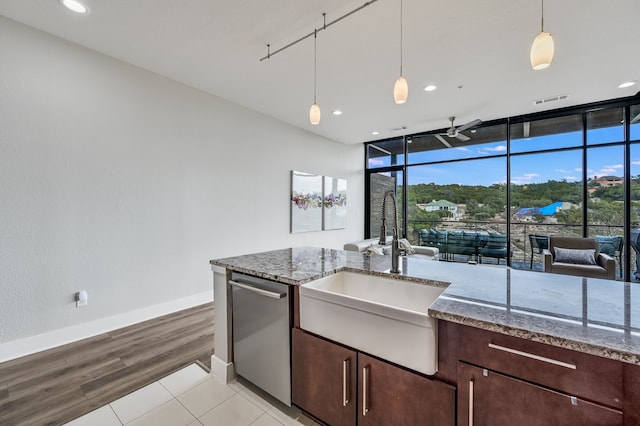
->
xmin=0 ymin=291 xmax=213 ymax=363
xmin=210 ymin=354 xmax=235 ymax=383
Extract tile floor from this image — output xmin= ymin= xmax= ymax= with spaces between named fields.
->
xmin=65 ymin=364 xmax=321 ymax=426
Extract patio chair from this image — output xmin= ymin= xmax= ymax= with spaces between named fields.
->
xmin=543 ymin=237 xmax=616 ymax=280
xmin=447 ymin=231 xmax=476 ymax=261
xmin=594 ymin=235 xmax=623 ymax=277
xmin=418 ymin=229 xmax=448 ymax=260
xmin=528 ymin=234 xmax=549 ymax=269
xmin=480 ymin=232 xmax=510 ymax=264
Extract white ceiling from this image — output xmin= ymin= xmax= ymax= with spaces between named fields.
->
xmin=1 ymin=0 xmax=639 ymax=144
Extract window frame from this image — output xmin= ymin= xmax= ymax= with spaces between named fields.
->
xmin=364 ymin=94 xmax=640 ymax=281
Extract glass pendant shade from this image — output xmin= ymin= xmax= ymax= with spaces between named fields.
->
xmin=530 ymin=31 xmax=554 ymax=70
xmin=309 ymin=103 xmax=321 ymax=125
xmin=394 ymin=75 xmax=408 ymax=104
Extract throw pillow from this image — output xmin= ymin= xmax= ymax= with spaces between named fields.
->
xmin=553 ymin=247 xmax=597 ymax=265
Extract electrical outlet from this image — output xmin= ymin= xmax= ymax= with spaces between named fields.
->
xmin=75 ymin=290 xmax=88 ymax=307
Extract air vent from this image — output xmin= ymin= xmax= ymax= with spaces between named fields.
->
xmin=533 ymin=94 xmax=569 ymax=105
xmin=392 ymin=126 xmax=407 ymax=131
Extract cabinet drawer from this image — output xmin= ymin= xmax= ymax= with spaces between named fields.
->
xmin=457 ymin=362 xmax=623 ymax=426
xmin=458 ymin=325 xmax=623 ymax=409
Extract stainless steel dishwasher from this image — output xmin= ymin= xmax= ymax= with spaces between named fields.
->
xmin=230 ymin=272 xmax=291 ymax=406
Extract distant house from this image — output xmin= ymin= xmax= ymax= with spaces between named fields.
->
xmin=515 ymin=201 xmax=567 ymax=221
xmin=417 ymin=199 xmax=462 ymax=220
xmin=588 ymin=175 xmax=623 ymax=194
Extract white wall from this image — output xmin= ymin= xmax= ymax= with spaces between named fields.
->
xmin=0 ymin=17 xmax=364 ymax=360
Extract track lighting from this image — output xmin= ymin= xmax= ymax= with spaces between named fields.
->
xmin=260 ymin=3 xmax=381 ymax=125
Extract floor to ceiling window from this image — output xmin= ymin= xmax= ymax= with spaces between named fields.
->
xmin=365 ymin=95 xmax=640 ymax=280
xmin=628 ymin=102 xmax=640 ymax=280
xmin=509 ymin=114 xmax=585 ymax=270
xmin=510 ymin=149 xmax=583 ymax=269
xmin=367 ymin=138 xmax=404 ymax=239
xmin=404 ymin=123 xmax=508 ymax=264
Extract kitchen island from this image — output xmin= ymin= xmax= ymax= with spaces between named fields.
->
xmin=211 ymin=247 xmax=640 ymax=425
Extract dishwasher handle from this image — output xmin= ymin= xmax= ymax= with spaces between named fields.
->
xmin=229 ymin=280 xmax=287 ymax=299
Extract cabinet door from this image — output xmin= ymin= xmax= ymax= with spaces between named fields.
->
xmin=458 ymin=362 xmax=623 ymax=426
xmin=358 ymin=353 xmax=455 ymax=426
xmin=292 ymin=329 xmax=356 ymax=426
xmin=624 ymin=363 xmax=640 ymax=425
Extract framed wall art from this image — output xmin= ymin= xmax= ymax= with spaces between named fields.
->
xmin=323 ymin=176 xmax=347 ymax=230
xmin=290 ymin=170 xmax=323 ymax=233
xmin=290 ymin=170 xmax=347 ymax=233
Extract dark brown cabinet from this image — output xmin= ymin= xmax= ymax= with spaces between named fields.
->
xmin=457 ymin=362 xmax=623 ymax=426
xmin=358 ymin=353 xmax=455 ymax=426
xmin=292 ymin=328 xmax=357 ymax=426
xmin=456 ymin=324 xmax=624 ymax=410
xmin=444 ymin=322 xmax=637 ymax=425
xmin=292 ymin=328 xmax=455 ymax=426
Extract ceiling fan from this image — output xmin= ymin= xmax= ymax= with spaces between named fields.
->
xmin=435 ymin=116 xmax=482 ymax=148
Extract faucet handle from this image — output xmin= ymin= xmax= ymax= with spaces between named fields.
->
xmin=391 ymin=227 xmax=398 ymax=239
xmin=378 ymin=224 xmax=387 ymax=245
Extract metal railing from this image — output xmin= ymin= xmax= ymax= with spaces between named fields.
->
xmin=408 ymin=219 xmax=629 ymax=278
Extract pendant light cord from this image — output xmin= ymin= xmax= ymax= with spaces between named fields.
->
xmin=313 ymin=29 xmax=317 ymax=103
xmin=541 ymin=0 xmax=544 ymax=32
xmin=399 ymin=0 xmax=403 ymax=75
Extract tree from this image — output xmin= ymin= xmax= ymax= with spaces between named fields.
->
xmin=556 ymin=207 xmax=582 ymax=225
xmin=588 ymin=200 xmax=623 ymax=226
xmin=533 ymin=213 xmax=546 ymax=223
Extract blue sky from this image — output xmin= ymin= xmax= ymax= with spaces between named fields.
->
xmin=407 ymin=146 xmax=639 ymax=187
xmin=399 ymin=124 xmax=640 ymax=187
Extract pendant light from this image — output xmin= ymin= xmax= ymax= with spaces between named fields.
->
xmin=393 ymin=0 xmax=408 ymax=104
xmin=530 ymin=0 xmax=554 ymax=70
xmin=309 ymin=29 xmax=321 ymax=125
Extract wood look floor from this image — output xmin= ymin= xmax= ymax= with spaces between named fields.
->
xmin=0 ymin=302 xmax=214 ymax=426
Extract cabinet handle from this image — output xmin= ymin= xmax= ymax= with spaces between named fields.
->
xmin=362 ymin=366 xmax=369 ymax=416
xmin=228 ymin=280 xmax=286 ymax=299
xmin=488 ymin=343 xmax=577 ymax=370
xmin=342 ymin=359 xmax=350 ymax=406
xmin=468 ymin=379 xmax=474 ymax=426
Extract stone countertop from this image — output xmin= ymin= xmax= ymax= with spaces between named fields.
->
xmin=211 ymin=247 xmax=374 ymax=285
xmin=425 ymin=261 xmax=640 ymax=365
xmin=210 ymin=247 xmax=450 ymax=287
xmin=211 ymin=247 xmax=640 ymax=365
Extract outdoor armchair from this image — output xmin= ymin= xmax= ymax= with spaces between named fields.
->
xmin=543 ymin=237 xmax=616 ymax=280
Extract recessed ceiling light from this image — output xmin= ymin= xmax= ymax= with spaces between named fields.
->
xmin=372 ymin=131 xmax=380 ymax=135
xmin=332 ymin=110 xmax=342 ymax=116
xmin=424 ymin=85 xmax=437 ymax=92
xmin=60 ymin=0 xmax=89 ymax=14
xmin=618 ymin=81 xmax=637 ymax=89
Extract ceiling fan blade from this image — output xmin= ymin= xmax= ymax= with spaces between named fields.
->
xmin=456 ymin=118 xmax=482 ymax=132
xmin=435 ymin=134 xmax=452 ymax=148
xmin=455 ymin=133 xmax=470 ymax=142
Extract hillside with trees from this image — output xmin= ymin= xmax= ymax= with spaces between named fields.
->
xmin=407 ymin=178 xmax=640 ymax=232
